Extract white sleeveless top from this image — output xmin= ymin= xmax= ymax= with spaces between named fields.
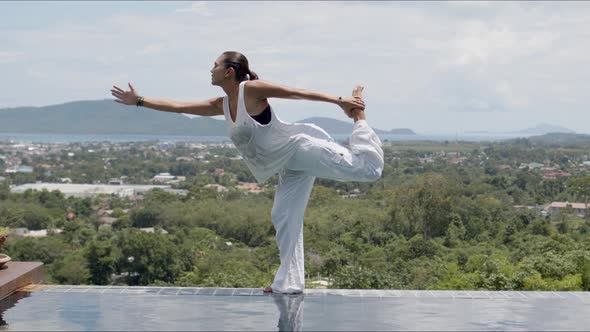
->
xmin=223 ymin=81 xmax=333 ymax=183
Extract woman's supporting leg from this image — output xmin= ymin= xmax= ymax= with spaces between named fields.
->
xmin=270 ymin=169 xmax=316 ymax=293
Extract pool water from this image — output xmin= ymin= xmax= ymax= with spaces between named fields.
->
xmin=1 ymin=287 xmax=589 ymax=331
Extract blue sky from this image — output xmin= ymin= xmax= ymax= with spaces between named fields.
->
xmin=1 ymin=1 xmax=590 ymax=134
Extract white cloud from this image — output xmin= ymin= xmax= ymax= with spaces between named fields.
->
xmin=447 ymin=1 xmax=492 ymax=7
xmin=0 ymin=51 xmax=24 ymax=63
xmin=138 ymin=44 xmax=166 ymax=56
xmin=175 ymin=2 xmax=212 ymax=16
xmin=495 ymin=80 xmax=529 ymax=109
xmin=2 ymin=2 xmax=590 ymax=133
xmin=26 ymin=66 xmax=47 ymax=79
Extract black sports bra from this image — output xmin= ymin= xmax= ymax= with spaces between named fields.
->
xmin=251 ymin=104 xmax=271 ymax=125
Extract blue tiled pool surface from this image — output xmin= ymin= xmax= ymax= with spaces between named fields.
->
xmin=1 ymin=286 xmax=590 ymax=331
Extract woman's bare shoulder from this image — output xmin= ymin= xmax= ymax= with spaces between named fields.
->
xmin=244 ymin=80 xmax=294 ymax=100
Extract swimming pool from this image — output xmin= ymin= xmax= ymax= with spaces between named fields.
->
xmin=1 ymin=286 xmax=590 ymax=330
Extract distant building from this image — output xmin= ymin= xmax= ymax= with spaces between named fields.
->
xmin=418 ymin=157 xmax=434 ymax=164
xmin=140 ymin=227 xmax=168 ymax=234
xmin=130 ymin=195 xmax=144 ymax=202
xmin=108 ymin=177 xmax=125 ymax=185
xmin=513 ymin=205 xmax=538 ymax=210
xmin=65 ymin=211 xmax=76 ymax=221
xmin=98 ymin=216 xmax=117 ymax=225
xmin=341 ymin=188 xmax=362 ymax=199
xmin=12 ymin=228 xmax=64 ymax=238
xmin=165 ymin=189 xmax=188 ymax=195
xmin=0 ymin=176 xmax=5 ymax=183
xmin=10 ymin=183 xmax=175 ymax=198
xmin=544 ymin=202 xmax=587 ymax=215
xmin=236 ymin=182 xmax=263 ymax=193
xmin=26 ymin=230 xmax=49 ymax=237
xmin=36 ymin=164 xmax=53 ymax=170
xmin=542 ymin=171 xmax=572 ymax=179
xmin=519 ymin=162 xmax=544 ymax=169
xmin=152 ymin=173 xmax=176 ymax=183
xmin=16 ymin=166 xmax=33 ymax=173
xmin=448 ymin=157 xmax=467 ymax=165
xmin=204 ymin=184 xmax=227 ymax=192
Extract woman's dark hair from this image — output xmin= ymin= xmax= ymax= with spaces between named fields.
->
xmin=221 ymin=51 xmax=259 ymax=81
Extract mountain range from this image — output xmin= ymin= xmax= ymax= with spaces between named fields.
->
xmin=516 ymin=132 xmax=590 ymax=148
xmin=514 ymin=123 xmax=576 ymax=135
xmin=0 ymin=100 xmax=415 ymax=136
xmin=466 ymin=123 xmax=576 ymax=135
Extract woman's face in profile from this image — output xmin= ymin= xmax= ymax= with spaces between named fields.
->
xmin=210 ymin=56 xmax=227 ymax=85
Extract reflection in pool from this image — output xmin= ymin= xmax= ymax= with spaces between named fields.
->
xmin=0 ymin=288 xmax=589 ymax=331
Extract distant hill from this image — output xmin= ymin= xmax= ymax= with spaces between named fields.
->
xmin=467 ymin=123 xmax=576 ymax=135
xmin=0 ymin=100 xmax=415 ymax=137
xmin=296 ymin=117 xmax=415 ymax=135
xmin=513 ymin=123 xmax=575 ymax=135
xmin=507 ymin=133 xmax=590 ymax=148
xmin=0 ymin=100 xmax=227 ymax=136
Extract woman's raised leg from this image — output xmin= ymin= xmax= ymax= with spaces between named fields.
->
xmin=286 ymin=86 xmax=384 ymax=182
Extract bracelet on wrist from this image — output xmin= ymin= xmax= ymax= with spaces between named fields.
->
xmin=136 ymin=96 xmax=144 ymax=107
xmin=338 ymin=96 xmax=343 ymax=105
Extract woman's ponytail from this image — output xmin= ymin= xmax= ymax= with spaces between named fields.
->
xmin=222 ymin=51 xmax=260 ymax=81
xmin=248 ymin=70 xmax=259 ymax=81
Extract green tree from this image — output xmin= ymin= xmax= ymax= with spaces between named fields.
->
xmin=444 ymin=214 xmax=465 ymax=248
xmin=0 ymin=182 xmax=10 ymax=201
xmin=130 ymin=206 xmax=164 ymax=228
xmin=581 ymin=260 xmax=590 ymax=291
xmin=569 ymin=176 xmax=590 ymax=222
xmin=332 ymin=265 xmax=401 ymax=289
xmin=115 ymin=229 xmax=188 ymax=285
xmin=404 ymin=173 xmax=457 ymax=239
xmin=86 ymin=236 xmax=118 ymax=285
xmin=50 ymin=249 xmax=91 ymax=285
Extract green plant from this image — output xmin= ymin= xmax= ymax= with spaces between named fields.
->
xmin=0 ymin=226 xmax=9 ymax=251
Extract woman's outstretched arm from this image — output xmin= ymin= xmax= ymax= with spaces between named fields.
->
xmin=111 ymin=83 xmax=223 ymax=116
xmin=244 ymin=80 xmax=365 ymax=115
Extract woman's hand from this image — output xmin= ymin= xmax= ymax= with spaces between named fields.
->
xmin=339 ymin=96 xmax=365 ymax=118
xmin=111 ymin=83 xmax=140 ymax=105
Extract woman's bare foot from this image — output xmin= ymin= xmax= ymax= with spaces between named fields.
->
xmin=351 ymin=85 xmax=366 ymax=122
xmin=263 ymin=286 xmax=273 ymax=293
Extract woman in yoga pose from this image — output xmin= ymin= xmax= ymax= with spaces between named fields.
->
xmin=111 ymin=51 xmax=384 ymax=294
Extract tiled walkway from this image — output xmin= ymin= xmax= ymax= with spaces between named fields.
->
xmin=23 ymin=285 xmax=590 ymax=302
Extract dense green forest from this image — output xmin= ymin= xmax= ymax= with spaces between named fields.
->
xmin=2 ymin=137 xmax=590 ymax=291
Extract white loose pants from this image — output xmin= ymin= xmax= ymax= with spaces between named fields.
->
xmin=270 ymin=120 xmax=384 ymax=293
